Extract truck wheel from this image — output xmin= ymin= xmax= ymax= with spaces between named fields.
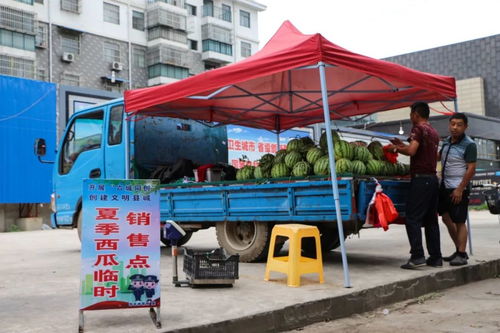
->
xmin=160 ymin=231 xmax=193 ymax=247
xmin=302 ymin=225 xmax=345 ymax=258
xmin=77 ymin=210 xmax=83 ymax=242
xmin=216 ymin=221 xmax=273 ymax=263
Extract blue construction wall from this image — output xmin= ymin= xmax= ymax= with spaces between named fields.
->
xmin=0 ymin=75 xmax=57 ymax=203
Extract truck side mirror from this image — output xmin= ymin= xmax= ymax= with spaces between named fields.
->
xmin=34 ymin=138 xmax=46 ymax=156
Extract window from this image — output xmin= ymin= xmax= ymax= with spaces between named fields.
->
xmin=35 ymin=0 xmax=43 ymax=4
xmin=37 ymin=67 xmax=47 ymax=81
xmin=147 ymin=26 xmax=187 ymax=44
xmin=132 ymin=10 xmax=144 ymax=31
xmin=16 ymin=0 xmax=34 ymax=5
xmin=189 ymin=39 xmax=197 ymax=50
xmin=61 ymin=0 xmax=80 ymax=13
xmin=103 ymin=2 xmax=120 ymax=24
xmin=108 ymin=105 xmax=123 ymax=145
xmin=240 ymin=10 xmax=250 ymax=28
xmin=0 ymin=29 xmax=35 ymax=51
xmin=35 ymin=23 xmax=47 ymax=48
xmin=148 ymin=64 xmax=189 ymax=79
xmin=0 ymin=6 xmax=36 ymax=34
xmin=202 ymin=0 xmax=213 ymax=17
xmin=147 ymin=8 xmax=186 ymax=30
xmin=132 ymin=47 xmax=145 ymax=68
xmin=103 ymin=41 xmax=120 ymax=62
xmin=222 ymin=4 xmax=231 ymax=22
xmin=61 ymin=33 xmax=79 ymax=54
xmin=0 ymin=54 xmax=34 ymax=78
xmin=61 ymin=72 xmax=80 ymax=86
xmin=202 ymin=39 xmax=232 ymax=56
xmin=185 ymin=4 xmax=196 ymax=16
xmin=60 ymin=111 xmax=104 ymax=174
xmin=241 ymin=41 xmax=251 ymax=57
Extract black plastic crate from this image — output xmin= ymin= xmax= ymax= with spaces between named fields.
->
xmin=484 ymin=188 xmax=500 ymax=215
xmin=183 ymin=248 xmax=239 ymax=285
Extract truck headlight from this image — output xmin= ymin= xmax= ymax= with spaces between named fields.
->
xmin=50 ymin=193 xmax=56 ymax=212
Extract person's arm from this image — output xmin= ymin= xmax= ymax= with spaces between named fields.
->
xmin=450 ymin=143 xmax=477 ymax=204
xmin=395 ymin=140 xmax=419 ymax=156
xmin=450 ymin=162 xmax=476 ymax=204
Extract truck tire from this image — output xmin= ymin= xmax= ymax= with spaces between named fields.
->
xmin=302 ymin=225 xmax=346 ymax=258
xmin=216 ymin=221 xmax=275 ymax=263
xmin=161 ymin=231 xmax=193 ymax=247
xmin=77 ymin=210 xmax=83 ymax=241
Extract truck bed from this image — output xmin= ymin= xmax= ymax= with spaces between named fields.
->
xmin=160 ymin=177 xmax=410 ymax=225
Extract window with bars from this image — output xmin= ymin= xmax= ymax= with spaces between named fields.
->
xmin=61 ymin=33 xmax=79 ymax=54
xmin=0 ymin=5 xmax=36 ymax=34
xmin=16 ymin=0 xmax=34 ymax=5
xmin=61 ymin=0 xmax=80 ymax=14
xmin=148 ymin=0 xmax=185 ymax=8
xmin=0 ymin=54 xmax=34 ymax=78
xmin=61 ymin=72 xmax=80 ymax=86
xmin=103 ymin=2 xmax=120 ymax=24
xmin=185 ymin=4 xmax=197 ymax=16
xmin=147 ymin=8 xmax=186 ymax=31
xmin=132 ymin=10 xmax=144 ymax=31
xmin=37 ymin=67 xmax=47 ymax=81
xmin=132 ymin=47 xmax=145 ymax=68
xmin=240 ymin=41 xmax=251 ymax=57
xmin=35 ymin=23 xmax=47 ymax=48
xmin=147 ymin=26 xmax=187 ymax=44
xmin=147 ymin=45 xmax=187 ymax=67
xmin=239 ymin=10 xmax=250 ymax=28
xmin=0 ymin=28 xmax=35 ymax=51
xmin=103 ymin=41 xmax=120 ymax=62
xmin=201 ymin=24 xmax=231 ymax=44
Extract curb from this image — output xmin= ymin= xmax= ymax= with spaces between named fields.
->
xmin=163 ymin=258 xmax=500 ymax=333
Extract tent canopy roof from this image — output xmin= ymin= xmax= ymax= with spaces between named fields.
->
xmin=124 ymin=21 xmax=456 ymax=132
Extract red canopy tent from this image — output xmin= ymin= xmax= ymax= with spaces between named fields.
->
xmin=124 ymin=21 xmax=457 ymax=288
xmin=125 ymin=21 xmax=456 ymax=132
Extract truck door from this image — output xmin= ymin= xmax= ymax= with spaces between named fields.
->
xmin=53 ymin=109 xmax=105 ymax=226
xmin=103 ymin=104 xmax=125 ymax=179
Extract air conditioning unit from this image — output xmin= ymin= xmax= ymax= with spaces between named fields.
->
xmin=111 ymin=61 xmax=123 ymax=71
xmin=62 ymin=52 xmax=75 ymax=62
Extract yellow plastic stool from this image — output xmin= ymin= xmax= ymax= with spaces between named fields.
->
xmin=264 ymin=224 xmax=324 ymax=287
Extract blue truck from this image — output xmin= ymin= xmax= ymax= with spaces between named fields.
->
xmin=37 ymin=98 xmax=409 ymax=262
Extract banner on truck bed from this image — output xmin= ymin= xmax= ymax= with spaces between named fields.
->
xmin=80 ymin=179 xmax=161 ymax=311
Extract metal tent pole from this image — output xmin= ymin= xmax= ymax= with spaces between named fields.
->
xmin=318 ymin=61 xmax=351 ymax=288
xmin=454 ymin=99 xmax=473 ymax=255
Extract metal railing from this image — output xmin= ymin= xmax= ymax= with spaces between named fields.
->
xmin=0 ymin=54 xmax=35 ymax=79
xmin=0 ymin=5 xmax=35 ymax=34
xmin=202 ymin=5 xmax=231 ymax=22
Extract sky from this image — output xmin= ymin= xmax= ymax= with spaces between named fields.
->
xmin=257 ymin=0 xmax=500 ymax=59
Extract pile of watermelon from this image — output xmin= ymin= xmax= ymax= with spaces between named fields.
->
xmin=235 ymin=131 xmax=410 ymax=180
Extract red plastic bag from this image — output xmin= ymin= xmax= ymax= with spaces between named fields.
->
xmin=363 ymin=181 xmax=399 ymax=231
xmin=383 ymin=144 xmax=398 ymax=164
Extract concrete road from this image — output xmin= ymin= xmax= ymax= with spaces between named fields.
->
xmin=290 ymin=278 xmax=500 ymax=333
xmin=0 ymin=211 xmax=498 ymax=332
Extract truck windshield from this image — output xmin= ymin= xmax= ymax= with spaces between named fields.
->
xmin=60 ymin=111 xmax=104 ymax=174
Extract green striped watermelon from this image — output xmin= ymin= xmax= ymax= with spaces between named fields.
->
xmin=291 ymin=161 xmax=312 ymax=177
xmin=286 ymin=139 xmax=302 ymax=152
xmin=259 ymin=153 xmax=274 ymax=166
xmin=319 ymin=130 xmax=341 ymax=151
xmin=314 ymin=156 xmax=330 ymax=175
xmin=254 ymin=166 xmax=271 ymax=179
xmin=367 ymin=141 xmax=385 ymax=160
xmin=306 ymin=147 xmax=324 ymax=164
xmin=336 ymin=158 xmax=352 ymax=174
xmin=240 ymin=166 xmax=255 ymax=180
xmin=351 ymin=160 xmax=367 ymax=175
xmin=335 ymin=140 xmax=354 ymax=160
xmin=274 ymin=149 xmax=288 ymax=164
xmin=284 ymin=151 xmax=303 ymax=168
xmin=354 ymin=146 xmax=372 ymax=163
xmin=271 ymin=163 xmax=290 ymax=178
xmin=365 ymin=159 xmax=382 ymax=175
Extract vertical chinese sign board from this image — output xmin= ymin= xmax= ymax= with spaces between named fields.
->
xmin=80 ymin=179 xmax=161 ymax=312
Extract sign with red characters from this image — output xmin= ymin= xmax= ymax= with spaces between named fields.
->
xmin=80 ymin=179 xmax=160 ymax=311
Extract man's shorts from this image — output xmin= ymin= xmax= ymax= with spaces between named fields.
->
xmin=438 ymin=187 xmax=470 ymax=223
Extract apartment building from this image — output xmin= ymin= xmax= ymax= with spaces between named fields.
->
xmin=0 ymin=0 xmax=265 ymax=118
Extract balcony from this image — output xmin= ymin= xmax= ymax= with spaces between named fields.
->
xmin=202 ymin=5 xmax=231 ymax=22
xmin=146 ymin=7 xmax=187 ymax=31
xmin=202 ymin=39 xmax=233 ymax=64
